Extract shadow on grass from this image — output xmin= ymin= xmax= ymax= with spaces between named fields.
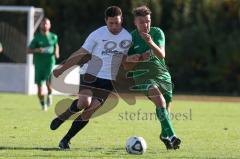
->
xmin=0 ymin=146 xmax=63 ymax=151
xmin=3 ymin=146 xmax=236 ymax=159
xmin=0 ymin=146 xmax=124 ymax=158
xmin=0 ymin=146 xmax=106 ymax=152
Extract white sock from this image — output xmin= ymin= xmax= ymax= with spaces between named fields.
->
xmin=169 ymin=135 xmax=175 ymax=141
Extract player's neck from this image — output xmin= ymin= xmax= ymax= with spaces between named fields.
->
xmin=108 ymin=27 xmax=123 ymax=35
xmin=40 ymin=30 xmax=49 ymax=35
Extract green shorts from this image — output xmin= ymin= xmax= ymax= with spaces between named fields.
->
xmin=131 ymin=78 xmax=173 ymax=104
xmin=34 ymin=63 xmax=54 ymax=86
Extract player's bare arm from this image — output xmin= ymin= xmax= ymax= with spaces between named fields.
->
xmin=27 ymin=47 xmax=44 ymax=54
xmin=122 ymin=54 xmax=141 ymax=70
xmin=140 ymin=32 xmax=165 ymax=59
xmin=53 ymin=47 xmax=90 ymax=77
xmin=54 ymin=43 xmax=60 ymax=59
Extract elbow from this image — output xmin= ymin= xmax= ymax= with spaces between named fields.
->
xmin=161 ymin=53 xmax=165 ymax=59
xmin=152 ymin=49 xmax=165 ymax=59
xmin=156 ymin=47 xmax=165 ymax=59
xmin=158 ymin=50 xmax=165 ymax=59
xmin=157 ymin=52 xmax=165 ymax=59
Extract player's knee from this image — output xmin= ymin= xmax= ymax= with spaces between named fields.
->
xmin=148 ymin=86 xmax=166 ymax=107
xmin=148 ymin=85 xmax=160 ymax=96
xmin=148 ymin=86 xmax=161 ymax=100
xmin=37 ymin=85 xmax=43 ymax=93
xmin=78 ymin=95 xmax=91 ymax=109
xmin=78 ymin=90 xmax=92 ymax=107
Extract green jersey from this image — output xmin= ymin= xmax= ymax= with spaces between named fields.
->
xmin=29 ymin=32 xmax=58 ymax=66
xmin=128 ymin=27 xmax=173 ymax=101
xmin=29 ymin=32 xmax=58 ymax=85
xmin=128 ymin=27 xmax=171 ymax=80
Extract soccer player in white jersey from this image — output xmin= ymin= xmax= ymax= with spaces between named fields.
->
xmin=50 ymin=6 xmax=132 ymax=149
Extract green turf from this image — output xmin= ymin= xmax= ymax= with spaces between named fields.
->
xmin=0 ymin=93 xmax=239 ymax=159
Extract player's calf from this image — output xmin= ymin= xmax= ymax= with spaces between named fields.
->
xmin=47 ymin=93 xmax=53 ymax=107
xmin=50 ymin=99 xmax=79 ymax=130
xmin=58 ymin=117 xmax=89 ymax=149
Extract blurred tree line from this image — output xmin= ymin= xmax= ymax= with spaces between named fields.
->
xmin=1 ymin=0 xmax=240 ymax=95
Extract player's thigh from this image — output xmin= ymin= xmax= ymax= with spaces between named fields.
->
xmin=148 ymin=79 xmax=173 ymax=104
xmin=147 ymin=85 xmax=166 ymax=106
xmin=155 ymin=79 xmax=173 ymax=103
xmin=78 ymin=74 xmax=98 ymax=108
xmin=34 ymin=65 xmax=45 ymax=85
xmin=43 ymin=63 xmax=54 ymax=81
xmin=80 ymin=74 xmax=113 ymax=104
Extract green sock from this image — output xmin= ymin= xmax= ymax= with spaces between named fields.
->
xmin=156 ymin=107 xmax=175 ymax=137
xmin=156 ymin=107 xmax=168 ymax=138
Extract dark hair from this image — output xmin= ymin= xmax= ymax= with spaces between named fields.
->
xmin=104 ymin=6 xmax=122 ymax=19
xmin=41 ymin=17 xmax=50 ymax=23
xmin=132 ymin=5 xmax=152 ymax=17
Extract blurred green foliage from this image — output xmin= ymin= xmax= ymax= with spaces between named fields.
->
xmin=1 ymin=0 xmax=240 ymax=95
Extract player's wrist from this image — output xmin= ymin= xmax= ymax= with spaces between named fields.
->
xmin=147 ymin=40 xmax=155 ymax=46
xmin=34 ymin=48 xmax=42 ymax=53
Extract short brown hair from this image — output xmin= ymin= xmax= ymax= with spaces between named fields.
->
xmin=104 ymin=6 xmax=122 ymax=19
xmin=42 ymin=17 xmax=50 ymax=22
xmin=132 ymin=5 xmax=152 ymax=17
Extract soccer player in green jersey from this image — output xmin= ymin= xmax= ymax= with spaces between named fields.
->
xmin=28 ymin=18 xmax=60 ymax=111
xmin=126 ymin=6 xmax=181 ymax=149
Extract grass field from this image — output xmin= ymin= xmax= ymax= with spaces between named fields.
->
xmin=0 ymin=93 xmax=240 ymax=159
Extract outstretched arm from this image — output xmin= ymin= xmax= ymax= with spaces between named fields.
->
xmin=53 ymin=47 xmax=91 ymax=77
xmin=122 ymin=54 xmax=141 ymax=70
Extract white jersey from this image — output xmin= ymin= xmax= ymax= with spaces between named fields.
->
xmin=82 ymin=26 xmax=132 ymax=80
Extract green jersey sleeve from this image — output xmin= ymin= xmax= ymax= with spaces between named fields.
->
xmin=29 ymin=35 xmax=38 ymax=49
xmin=53 ymin=34 xmax=58 ymax=45
xmin=153 ymin=27 xmax=165 ymax=47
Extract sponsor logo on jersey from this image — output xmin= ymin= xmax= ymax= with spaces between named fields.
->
xmin=134 ymin=45 xmax=140 ymax=49
xmin=104 ymin=41 xmax=117 ymax=50
xmin=38 ymin=41 xmax=44 ymax=45
xmin=120 ymin=40 xmax=132 ymax=49
xmin=102 ymin=40 xmax=127 ymax=56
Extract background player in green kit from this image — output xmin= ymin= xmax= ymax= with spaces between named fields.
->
xmin=126 ymin=6 xmax=181 ymax=150
xmin=28 ymin=18 xmax=59 ymax=111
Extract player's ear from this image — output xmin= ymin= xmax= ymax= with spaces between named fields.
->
xmin=134 ymin=18 xmax=137 ymax=26
xmin=119 ymin=17 xmax=123 ymax=25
